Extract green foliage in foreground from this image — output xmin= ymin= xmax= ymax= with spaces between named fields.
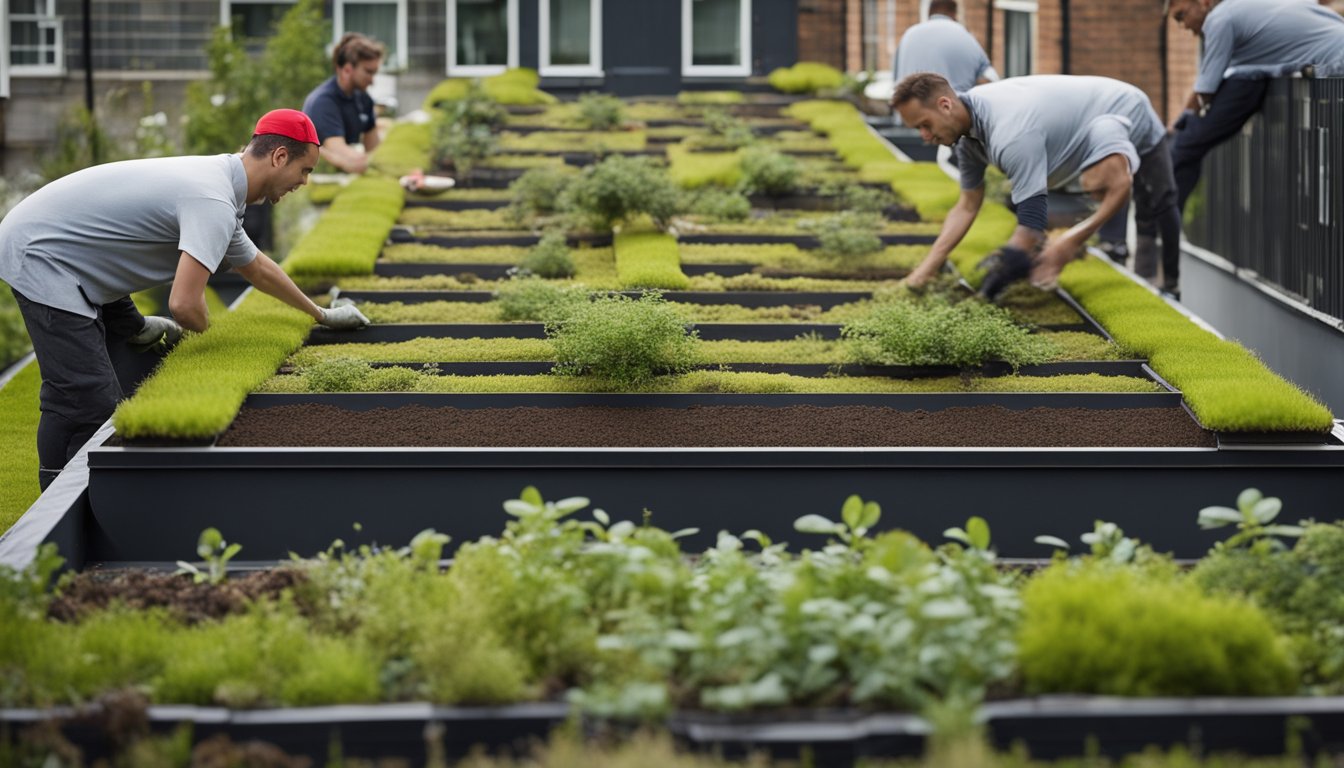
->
xmin=114 ymin=293 xmax=313 ymax=439
xmin=550 ymin=292 xmax=701 ymax=387
xmin=257 ymin=369 xmax=1161 ymax=395
xmin=1019 ymin=559 xmax=1297 ymax=697
xmin=283 ymin=175 xmax=404 ymax=278
xmin=1060 ymin=258 xmax=1333 ymax=432
xmin=0 ymin=363 xmax=41 ymax=534
xmin=614 ymin=231 xmax=689 ymax=290
xmin=844 ymin=295 xmax=1058 ymax=369
xmin=768 ymin=61 xmax=845 ymax=94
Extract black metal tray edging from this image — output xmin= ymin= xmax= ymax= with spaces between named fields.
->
xmin=375 ymin=262 xmax=518 ymax=279
xmin=401 ymin=198 xmax=509 ymax=211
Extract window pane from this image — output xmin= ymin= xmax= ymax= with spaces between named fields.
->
xmin=231 ymin=3 xmax=292 ymax=42
xmin=549 ymin=0 xmax=590 ymax=66
xmin=691 ymin=0 xmax=741 ymax=67
xmin=1004 ymin=11 xmax=1031 ymax=78
xmin=11 ymin=21 xmax=39 ymax=46
xmin=344 ymin=3 xmax=399 ymax=64
xmin=457 ymin=0 xmax=508 ymax=66
xmin=11 ymin=0 xmax=41 ymax=16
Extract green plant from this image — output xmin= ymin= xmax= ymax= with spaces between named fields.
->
xmin=520 ymin=232 xmax=577 ymax=278
xmin=434 ymin=121 xmax=497 ymax=178
xmin=369 ymin=121 xmax=432 ymax=176
xmin=677 ymin=91 xmax=743 ymax=105
xmin=298 ymin=357 xmax=425 ymax=393
xmin=494 ymin=277 xmax=588 ymax=323
xmin=284 ymin=175 xmax=404 ymax=277
xmin=1198 ymin=487 xmax=1304 ymax=551
xmin=819 ymin=181 xmax=899 ymax=214
xmin=804 ymin=211 xmax=884 ymax=257
xmin=577 ymin=92 xmax=626 ymax=131
xmin=506 ymin=165 xmax=576 ymax=225
xmin=40 ymin=105 xmax=121 ymax=182
xmin=448 ymin=80 xmax=510 ymax=130
xmin=680 ymin=187 xmax=751 ymax=221
xmin=768 ymin=62 xmax=845 ymax=94
xmin=1019 ymin=559 xmax=1297 ymax=696
xmin=549 ymin=292 xmax=700 ymax=387
xmin=666 ymin=145 xmax=742 ymax=189
xmin=842 ymin=294 xmax=1057 ymax=369
xmin=737 ymin=146 xmax=799 ymax=196
xmin=702 ymin=107 xmax=756 ymax=149
xmin=560 ymin=155 xmax=682 ymax=230
xmin=793 ymin=494 xmax=883 ymax=550
xmin=175 ymin=528 xmax=242 ymax=585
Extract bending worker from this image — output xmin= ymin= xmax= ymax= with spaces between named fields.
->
xmin=894 ymin=0 xmax=998 ymax=94
xmin=302 ymin=32 xmax=385 ymax=173
xmin=892 ymin=73 xmax=1183 ymax=299
xmin=1166 ymin=0 xmax=1344 ymax=214
xmin=0 ymin=109 xmax=370 ymax=490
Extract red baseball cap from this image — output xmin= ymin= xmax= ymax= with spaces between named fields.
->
xmin=253 ymin=108 xmax=319 ymax=145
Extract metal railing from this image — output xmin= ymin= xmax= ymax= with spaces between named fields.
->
xmin=1187 ymin=76 xmax=1344 ymax=322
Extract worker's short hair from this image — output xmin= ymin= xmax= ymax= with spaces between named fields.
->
xmin=929 ymin=0 xmax=958 ymax=16
xmin=245 ymin=133 xmax=313 ymax=162
xmin=333 ymin=32 xmax=385 ymax=70
xmin=891 ymin=72 xmax=956 ymax=109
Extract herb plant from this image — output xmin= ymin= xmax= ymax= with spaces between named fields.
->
xmin=737 ymin=146 xmax=799 ymax=197
xmin=577 ymin=92 xmax=626 ymax=131
xmin=560 ymin=155 xmax=682 ymax=230
xmin=549 ymin=292 xmax=700 ymax=387
xmin=175 ymin=528 xmax=242 ymax=585
xmin=842 ymin=294 xmax=1057 ymax=369
xmin=520 ymin=232 xmax=577 ymax=278
xmin=506 ymin=165 xmax=575 ymax=224
xmin=494 ymin=276 xmax=587 ymax=323
xmin=805 ymin=211 xmax=884 ymax=257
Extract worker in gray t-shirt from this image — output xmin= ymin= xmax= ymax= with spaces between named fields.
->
xmin=894 ymin=0 xmax=999 ymax=94
xmin=892 ymin=73 xmax=1183 ymax=299
xmin=0 ymin=109 xmax=370 ymax=489
xmin=1167 ymin=0 xmax=1344 ymax=212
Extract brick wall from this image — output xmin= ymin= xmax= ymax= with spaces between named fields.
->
xmin=797 ymin=0 xmax=847 ymax=69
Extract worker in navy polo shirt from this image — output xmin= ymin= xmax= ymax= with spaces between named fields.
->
xmin=302 ymin=32 xmax=385 ymax=174
xmin=0 ymin=109 xmax=370 ymax=489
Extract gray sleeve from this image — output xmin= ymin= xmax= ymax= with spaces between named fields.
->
xmin=178 ymin=197 xmax=252 ymax=273
xmin=1195 ymin=15 xmax=1234 ymax=94
xmin=957 ymin=143 xmax=987 ymax=190
xmin=998 ymin=137 xmax=1050 ymax=205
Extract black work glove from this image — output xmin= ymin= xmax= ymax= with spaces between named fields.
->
xmin=976 ymin=246 xmax=1032 ymax=303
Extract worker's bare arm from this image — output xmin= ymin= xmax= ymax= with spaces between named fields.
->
xmin=168 ymin=252 xmax=212 ymax=332
xmin=235 ymin=252 xmax=324 ymax=321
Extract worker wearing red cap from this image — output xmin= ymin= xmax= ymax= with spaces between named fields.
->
xmin=0 ymin=108 xmax=370 ymax=490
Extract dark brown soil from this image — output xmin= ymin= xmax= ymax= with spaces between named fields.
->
xmin=218 ymin=404 xmax=1216 ymax=448
xmin=49 ymin=568 xmax=306 ymax=625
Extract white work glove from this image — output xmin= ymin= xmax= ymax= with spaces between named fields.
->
xmin=317 ymin=304 xmax=371 ymax=330
xmin=128 ymin=315 xmax=183 ymax=350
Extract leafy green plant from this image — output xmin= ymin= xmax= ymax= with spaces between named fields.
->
xmin=793 ymin=494 xmax=882 ymax=549
xmin=519 ymin=232 xmax=577 ymax=278
xmin=560 ymin=155 xmax=682 ymax=230
xmin=549 ymin=292 xmax=700 ymax=387
xmin=298 ymin=357 xmax=426 ymax=393
xmin=506 ymin=165 xmax=576 ymax=224
xmin=804 ymin=211 xmax=885 ymax=257
xmin=494 ymin=276 xmax=588 ymax=323
xmin=1198 ymin=487 xmax=1304 ymax=551
xmin=843 ymin=294 xmax=1057 ymax=369
xmin=434 ymin=121 xmax=497 ymax=178
xmin=819 ymin=181 xmax=900 ymax=214
xmin=577 ymin=92 xmax=626 ymax=131
xmin=680 ymin=187 xmax=751 ymax=221
xmin=768 ymin=62 xmax=845 ymax=94
xmin=702 ymin=107 xmax=756 ymax=149
xmin=1019 ymin=559 xmax=1297 ymax=696
xmin=737 ymin=146 xmax=799 ymax=197
xmin=175 ymin=528 xmax=242 ymax=585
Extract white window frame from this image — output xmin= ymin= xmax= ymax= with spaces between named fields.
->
xmin=334 ymin=0 xmax=408 ymax=71
xmin=446 ymin=0 xmax=518 ymax=77
xmin=682 ymin=0 xmax=751 ymax=78
xmin=998 ymin=0 xmax=1037 ymax=77
xmin=10 ymin=0 xmax=64 ymax=76
xmin=1 ymin=0 xmax=11 ymax=95
xmin=539 ymin=0 xmax=601 ymax=77
xmin=219 ymin=0 xmax=295 ymax=30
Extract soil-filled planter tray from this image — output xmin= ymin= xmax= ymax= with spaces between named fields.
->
xmin=307 ymin=322 xmax=843 ymax=343
xmin=676 ymin=233 xmax=936 ymax=247
xmin=336 ymin=289 xmax=874 ymax=309
xmin=388 ymin=230 xmax=614 ymax=248
xmin=88 ymin=416 xmax=1344 ymax=562
xmin=287 ymin=360 xmax=1159 ymax=381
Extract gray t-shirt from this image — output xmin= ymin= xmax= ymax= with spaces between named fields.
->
xmin=955 ymin=75 xmax=1166 ymax=204
xmin=0 ymin=154 xmax=257 ymax=318
xmin=894 ymin=14 xmax=993 ymax=93
xmin=1196 ymin=0 xmax=1344 ymax=94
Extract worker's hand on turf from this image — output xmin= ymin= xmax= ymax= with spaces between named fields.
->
xmin=901 ymin=259 xmax=942 ymax=290
xmin=318 ymin=304 xmax=371 ymax=330
xmin=128 ymin=315 xmax=183 ymax=351
xmin=975 ymin=245 xmax=1032 ymax=302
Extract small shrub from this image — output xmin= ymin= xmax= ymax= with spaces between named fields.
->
xmin=768 ymin=62 xmax=845 ymax=94
xmin=1019 ymin=560 xmax=1298 ymax=697
xmin=737 ymin=146 xmax=799 ymax=197
xmin=520 ymin=232 xmax=576 ymax=279
xmin=681 ymin=188 xmax=751 ymax=221
xmin=819 ymin=181 xmax=899 ymax=215
xmin=446 ymin=80 xmax=509 ymax=130
xmin=433 ymin=121 xmax=497 ymax=178
xmin=805 ymin=211 xmax=884 ymax=257
xmin=577 ymin=92 xmax=625 ymax=131
xmin=495 ymin=277 xmax=588 ymax=323
xmin=506 ymin=166 xmax=575 ymax=224
xmin=559 ymin=155 xmax=682 ymax=230
xmin=300 ymin=357 xmax=423 ymax=392
xmin=842 ymin=294 xmax=1056 ymax=369
xmin=549 ymin=292 xmax=700 ymax=387
xmin=703 ymin=108 xmax=755 ymax=149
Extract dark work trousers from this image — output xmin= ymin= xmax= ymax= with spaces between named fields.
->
xmin=1171 ymin=77 xmax=1269 ymax=213
xmin=1097 ymin=199 xmax=1130 ymax=245
xmin=12 ymin=289 xmax=144 ymax=481
xmin=1133 ymin=136 xmax=1184 ymax=287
